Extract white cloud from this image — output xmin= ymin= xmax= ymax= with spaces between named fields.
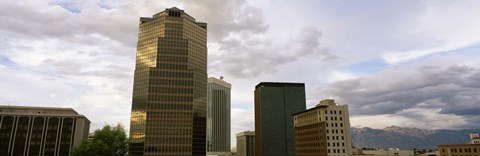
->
xmin=382 ymin=1 xmax=480 ymax=64
xmin=326 ymin=71 xmax=359 ymax=83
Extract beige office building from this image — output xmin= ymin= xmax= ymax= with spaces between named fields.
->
xmin=293 ymin=99 xmax=352 ymax=156
xmin=0 ymin=105 xmax=90 ymax=156
xmin=438 ymin=131 xmax=480 ymax=156
xmin=236 ymin=131 xmax=255 ymax=156
xmin=207 ymin=77 xmax=231 ymax=156
xmin=128 ymin=7 xmax=208 ymax=156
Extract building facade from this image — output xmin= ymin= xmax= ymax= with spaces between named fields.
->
xmin=438 ymin=131 xmax=480 ymax=156
xmin=254 ymin=82 xmax=306 ymax=156
xmin=236 ymin=131 xmax=255 ymax=156
xmin=0 ymin=106 xmax=90 ymax=156
xmin=207 ymin=77 xmax=231 ymax=156
xmin=438 ymin=144 xmax=480 ymax=156
xmin=470 ymin=131 xmax=480 ymax=144
xmin=128 ymin=7 xmax=208 ymax=156
xmin=293 ymin=99 xmax=352 ymax=156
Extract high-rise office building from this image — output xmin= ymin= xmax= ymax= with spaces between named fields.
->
xmin=207 ymin=77 xmax=231 ymax=156
xmin=128 ymin=7 xmax=208 ymax=156
xmin=236 ymin=131 xmax=255 ymax=156
xmin=254 ymin=82 xmax=306 ymax=156
xmin=0 ymin=106 xmax=90 ymax=156
xmin=292 ymin=99 xmax=352 ymax=156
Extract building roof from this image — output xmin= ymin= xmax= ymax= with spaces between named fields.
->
xmin=255 ymin=82 xmax=304 ymax=89
xmin=0 ymin=105 xmax=90 ymax=123
xmin=236 ymin=131 xmax=255 ymax=137
xmin=0 ymin=105 xmax=78 ymax=113
xmin=208 ymin=77 xmax=232 ymax=88
xmin=438 ymin=144 xmax=480 ymax=147
xmin=292 ymin=104 xmax=327 ymax=116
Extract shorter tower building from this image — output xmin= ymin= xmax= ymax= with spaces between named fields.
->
xmin=0 ymin=105 xmax=90 ymax=156
xmin=293 ymin=99 xmax=352 ymax=156
xmin=236 ymin=131 xmax=255 ymax=156
xmin=207 ymin=77 xmax=231 ymax=156
xmin=254 ymin=82 xmax=306 ymax=156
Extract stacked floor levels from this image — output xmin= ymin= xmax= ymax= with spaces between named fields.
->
xmin=0 ymin=105 xmax=90 ymax=156
xmin=293 ymin=99 xmax=352 ymax=156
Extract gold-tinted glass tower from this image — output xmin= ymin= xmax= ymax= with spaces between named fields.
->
xmin=129 ymin=7 xmax=207 ymax=156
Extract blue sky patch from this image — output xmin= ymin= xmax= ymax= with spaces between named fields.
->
xmin=52 ymin=1 xmax=82 ymax=13
xmin=97 ymin=0 xmax=112 ymax=10
xmin=343 ymin=58 xmax=388 ymax=74
xmin=0 ymin=55 xmax=20 ymax=69
xmin=397 ymin=43 xmax=480 ymax=65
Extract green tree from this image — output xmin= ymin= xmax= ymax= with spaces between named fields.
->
xmin=72 ymin=123 xmax=128 ymax=156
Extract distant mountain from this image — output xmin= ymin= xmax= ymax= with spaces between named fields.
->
xmin=351 ymin=126 xmax=472 ymax=149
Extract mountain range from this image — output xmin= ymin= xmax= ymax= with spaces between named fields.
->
xmin=351 ymin=126 xmax=473 ymax=149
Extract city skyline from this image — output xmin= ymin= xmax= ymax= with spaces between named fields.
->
xmin=1 ymin=0 xmax=480 ymax=149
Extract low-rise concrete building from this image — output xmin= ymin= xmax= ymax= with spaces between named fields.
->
xmin=236 ymin=131 xmax=255 ymax=156
xmin=438 ymin=131 xmax=480 ymax=156
xmin=0 ymin=105 xmax=90 ymax=156
xmin=361 ymin=149 xmax=414 ymax=156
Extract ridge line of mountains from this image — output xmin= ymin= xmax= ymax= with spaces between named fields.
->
xmin=351 ymin=126 xmax=473 ymax=149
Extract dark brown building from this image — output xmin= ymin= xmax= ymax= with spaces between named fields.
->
xmin=294 ymin=122 xmax=328 ymax=156
xmin=128 ymin=7 xmax=208 ymax=156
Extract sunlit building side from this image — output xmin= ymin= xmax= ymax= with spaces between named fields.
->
xmin=129 ymin=7 xmax=208 ymax=156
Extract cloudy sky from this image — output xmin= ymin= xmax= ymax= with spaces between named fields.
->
xmin=2 ymin=0 xmax=480 ymax=147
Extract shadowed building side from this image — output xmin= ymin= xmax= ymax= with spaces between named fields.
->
xmin=254 ymin=82 xmax=306 ymax=156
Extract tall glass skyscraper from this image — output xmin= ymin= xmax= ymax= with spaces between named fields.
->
xmin=129 ymin=7 xmax=207 ymax=156
xmin=207 ymin=77 xmax=231 ymax=155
